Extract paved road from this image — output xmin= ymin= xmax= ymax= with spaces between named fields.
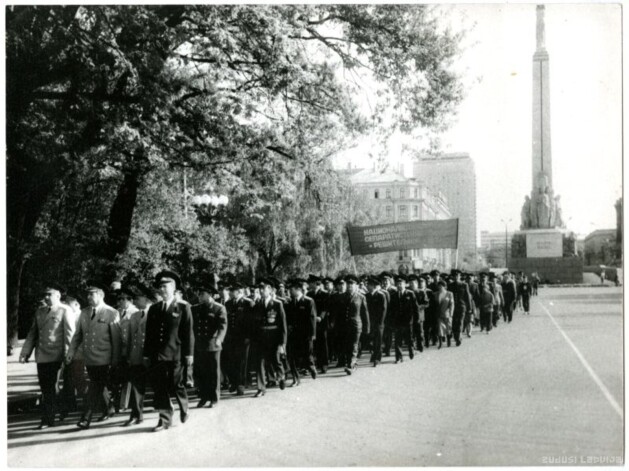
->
xmin=7 ymin=287 xmax=623 ymax=466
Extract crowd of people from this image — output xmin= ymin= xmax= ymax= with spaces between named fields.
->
xmin=18 ymin=268 xmax=536 ymax=433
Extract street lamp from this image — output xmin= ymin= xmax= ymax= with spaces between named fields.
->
xmin=500 ymin=218 xmax=512 ymax=268
xmin=191 ymin=193 xmax=229 ymax=224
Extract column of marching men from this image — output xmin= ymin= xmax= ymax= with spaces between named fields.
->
xmin=19 ymin=268 xmax=535 ymax=432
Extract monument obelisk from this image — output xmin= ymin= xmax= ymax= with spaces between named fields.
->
xmin=532 ymin=5 xmax=552 ymax=194
xmin=510 ymin=4 xmax=582 ymax=283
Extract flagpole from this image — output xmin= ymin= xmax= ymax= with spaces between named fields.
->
xmin=455 ymin=248 xmax=459 ymax=269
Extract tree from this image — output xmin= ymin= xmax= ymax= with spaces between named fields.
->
xmin=7 ymin=5 xmax=464 ymax=345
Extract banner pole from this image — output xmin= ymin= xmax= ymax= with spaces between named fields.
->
xmin=455 ymin=248 xmax=459 ymax=269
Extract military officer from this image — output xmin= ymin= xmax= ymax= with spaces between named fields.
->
xmin=341 ymin=275 xmax=370 ymax=375
xmin=223 ymin=282 xmax=255 ymax=395
xmin=59 ymin=293 xmax=87 ymax=419
xmin=192 ymin=282 xmax=227 ymax=408
xmin=501 ymin=272 xmax=517 ymax=323
xmin=285 ymin=279 xmax=317 ymax=385
xmin=379 ymin=272 xmax=396 ymax=356
xmin=143 ymin=270 xmax=194 ymax=432
xmin=307 ymin=275 xmax=330 ymax=374
xmin=447 ymin=270 xmax=472 ymax=346
xmin=328 ymin=276 xmax=347 ymax=367
xmin=518 ymin=275 xmax=532 ymax=315
xmin=389 ymin=275 xmax=419 ymax=363
xmin=365 ymin=276 xmax=387 ymax=367
xmin=110 ymin=287 xmax=138 ymax=415
xmin=407 ymin=274 xmax=426 ymax=352
xmin=252 ymin=278 xmax=287 ymax=396
xmin=20 ymin=285 xmax=75 ymax=429
xmin=120 ymin=284 xmax=153 ymax=426
xmin=66 ymin=282 xmax=121 ymax=429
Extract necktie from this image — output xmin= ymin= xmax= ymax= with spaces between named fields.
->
xmin=122 ymin=310 xmax=126 ymax=319
xmin=47 ymin=307 xmax=51 ymax=314
xmin=91 ymin=308 xmax=96 ymax=320
xmin=141 ymin=310 xmax=145 ymax=318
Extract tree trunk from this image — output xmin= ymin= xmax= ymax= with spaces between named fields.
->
xmin=103 ymin=171 xmax=142 ymax=261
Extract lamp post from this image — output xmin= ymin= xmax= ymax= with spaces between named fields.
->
xmin=500 ymin=218 xmax=512 ymax=268
xmin=191 ymin=193 xmax=229 ymax=225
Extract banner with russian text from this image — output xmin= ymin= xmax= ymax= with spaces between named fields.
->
xmin=346 ymin=219 xmax=459 ymax=255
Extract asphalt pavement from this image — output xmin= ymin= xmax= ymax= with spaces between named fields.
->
xmin=7 ymin=287 xmax=623 ymax=466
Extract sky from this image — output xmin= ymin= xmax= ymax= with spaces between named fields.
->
xmin=334 ymin=3 xmax=622 ymax=239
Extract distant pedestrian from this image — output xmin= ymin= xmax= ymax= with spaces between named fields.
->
xmin=518 ymin=276 xmax=532 ymax=315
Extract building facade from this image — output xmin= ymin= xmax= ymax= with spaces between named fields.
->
xmin=480 ymin=230 xmax=515 ymax=268
xmin=348 ymin=166 xmax=453 ymax=271
xmin=413 ymin=153 xmax=478 ymax=266
xmin=584 ymin=229 xmax=617 ymax=266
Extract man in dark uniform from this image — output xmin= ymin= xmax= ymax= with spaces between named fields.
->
xmin=328 ymin=276 xmax=347 ymax=367
xmin=223 ymin=283 xmax=255 ymax=396
xmin=365 ymin=277 xmax=387 ymax=367
xmin=341 ymin=275 xmax=370 ymax=374
xmin=285 ymin=279 xmax=317 ymax=386
xmin=389 ymin=275 xmax=419 ymax=363
xmin=252 ymin=278 xmax=287 ymax=396
xmin=192 ymin=283 xmax=227 ymax=408
xmin=379 ymin=272 xmax=396 ymax=356
xmin=307 ymin=275 xmax=330 ymax=374
xmin=407 ymin=274 xmax=426 ymax=352
xmin=447 ymin=269 xmax=472 ymax=347
xmin=143 ymin=270 xmax=194 ymax=432
xmin=518 ymin=275 xmax=532 ymax=315
xmin=501 ymin=272 xmax=517 ymax=323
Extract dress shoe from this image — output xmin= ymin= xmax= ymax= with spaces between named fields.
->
xmin=456 ymin=339 xmax=461 ymax=346
xmin=153 ymin=420 xmax=169 ymax=432
xmin=97 ymin=413 xmax=110 ymax=422
xmin=309 ymin=367 xmax=317 ymax=380
xmin=209 ymin=402 xmax=217 ymax=408
xmin=254 ymin=389 xmax=265 ymax=398
xmin=373 ymin=361 xmax=379 ymax=367
xmin=290 ymin=379 xmax=301 ymax=387
xmin=36 ymin=420 xmax=53 ymax=430
xmin=417 ymin=344 xmax=424 ymax=353
xmin=180 ymin=411 xmax=189 ymax=423
xmin=134 ymin=418 xmax=143 ymax=425
xmin=267 ymin=380 xmax=277 ymax=387
xmin=58 ymin=411 xmax=68 ymax=421
xmin=229 ymin=385 xmax=237 ymax=393
xmin=122 ymin=418 xmax=136 ymax=427
xmin=77 ymin=420 xmax=90 ymax=430
xmin=236 ymin=386 xmax=245 ymax=396
xmin=321 ymin=366 xmax=328 ymax=374
xmin=279 ymin=379 xmax=286 ymax=390
xmin=197 ymin=399 xmax=208 ymax=408
xmin=344 ymin=367 xmax=352 ymax=375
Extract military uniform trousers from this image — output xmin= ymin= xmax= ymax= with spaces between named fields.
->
xmin=382 ymin=324 xmax=394 ymax=356
xmin=127 ymin=365 xmax=147 ymax=420
xmin=452 ymin=306 xmax=466 ymax=341
xmin=194 ymin=350 xmax=221 ymax=403
xmin=479 ymin=307 xmax=493 ymax=332
xmin=69 ymin=359 xmax=89 ymax=400
xmin=342 ymin=325 xmax=362 ymax=368
xmin=314 ymin=327 xmax=329 ymax=370
xmin=424 ymin=314 xmax=438 ymax=346
xmin=150 ymin=360 xmax=187 ymax=426
xmin=503 ymin=299 xmax=515 ymax=323
xmin=394 ymin=325 xmax=414 ymax=360
xmin=84 ymin=365 xmax=112 ymax=419
xmin=108 ymin=363 xmax=130 ymax=413
xmin=256 ymin=329 xmax=285 ymax=391
xmin=223 ymin=339 xmax=250 ymax=389
xmin=370 ymin=325 xmax=384 ymax=362
xmin=287 ymin=333 xmax=315 ymax=380
xmin=412 ymin=321 xmax=424 ymax=348
xmin=36 ymin=362 xmax=62 ymax=425
xmin=521 ymin=294 xmax=530 ymax=313
xmin=59 ymin=363 xmax=77 ymax=415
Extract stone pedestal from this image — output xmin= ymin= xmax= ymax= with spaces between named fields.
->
xmin=510 ymin=228 xmax=583 ymax=284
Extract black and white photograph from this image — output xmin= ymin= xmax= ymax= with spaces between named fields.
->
xmin=3 ymin=2 xmax=624 ymax=467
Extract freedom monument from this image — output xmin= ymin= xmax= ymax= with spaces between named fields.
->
xmin=509 ymin=5 xmax=583 ymax=283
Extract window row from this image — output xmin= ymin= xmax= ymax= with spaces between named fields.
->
xmin=373 ymin=187 xmax=420 ymax=199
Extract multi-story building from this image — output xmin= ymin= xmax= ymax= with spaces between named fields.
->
xmin=413 ymin=153 xmax=478 ymax=266
xmin=480 ymin=230 xmax=514 ymax=267
xmin=584 ymin=229 xmax=617 ymax=266
xmin=348 ymin=166 xmax=453 ymax=271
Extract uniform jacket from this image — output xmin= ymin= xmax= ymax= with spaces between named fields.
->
xmin=477 ymin=287 xmax=495 ymax=313
xmin=21 ymin=304 xmax=75 ymax=363
xmin=389 ymin=289 xmax=419 ymax=327
xmin=447 ymin=281 xmax=472 ymax=314
xmin=253 ymin=297 xmax=287 ymax=347
xmin=307 ymin=288 xmax=330 ymax=332
xmin=192 ymin=301 xmax=228 ymax=352
xmin=67 ymin=303 xmax=121 ymax=366
xmin=490 ymin=282 xmax=505 ymax=307
xmin=125 ymin=308 xmax=148 ymax=365
xmin=143 ymin=299 xmax=194 ymax=362
xmin=343 ymin=291 xmax=370 ymax=334
xmin=384 ymin=287 xmax=396 ymax=326
xmin=365 ymin=290 xmax=387 ymax=329
xmin=224 ymin=297 xmax=255 ymax=343
xmin=518 ymin=282 xmax=532 ymax=299
xmin=119 ymin=305 xmax=139 ymax=357
xmin=501 ymin=279 xmax=517 ymax=304
xmin=285 ymin=295 xmax=317 ymax=340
